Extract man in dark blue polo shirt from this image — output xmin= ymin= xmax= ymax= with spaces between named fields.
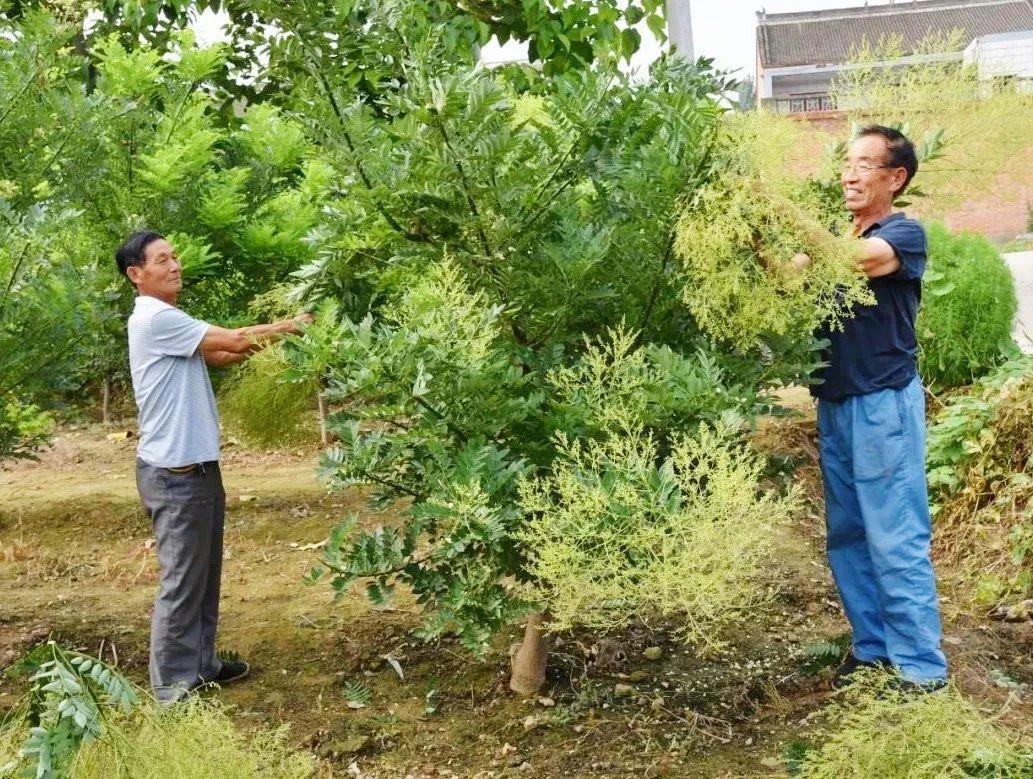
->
xmin=800 ymin=125 xmax=948 ymax=690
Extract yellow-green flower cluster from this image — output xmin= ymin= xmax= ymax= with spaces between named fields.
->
xmin=519 ymin=424 xmax=799 ymax=648
xmin=675 ymin=114 xmax=873 ymax=348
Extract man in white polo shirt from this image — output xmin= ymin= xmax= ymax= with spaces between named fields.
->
xmin=117 ymin=230 xmax=310 ymax=702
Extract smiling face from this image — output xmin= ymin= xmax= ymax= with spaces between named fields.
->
xmin=125 ymin=238 xmax=182 ymax=304
xmin=841 ymin=134 xmax=909 ymax=217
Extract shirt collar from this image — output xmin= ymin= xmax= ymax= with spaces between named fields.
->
xmin=862 ymin=211 xmax=905 ymax=237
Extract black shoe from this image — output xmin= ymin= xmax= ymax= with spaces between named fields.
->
xmin=831 ymin=652 xmax=891 ymax=689
xmin=885 ymin=676 xmax=947 ymax=696
xmin=211 ymin=658 xmax=250 ymax=685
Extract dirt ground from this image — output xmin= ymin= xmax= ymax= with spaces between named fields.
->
xmin=2 ymin=412 xmax=1032 ymax=778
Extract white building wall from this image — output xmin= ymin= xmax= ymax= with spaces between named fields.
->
xmin=964 ymin=30 xmax=1033 ymax=79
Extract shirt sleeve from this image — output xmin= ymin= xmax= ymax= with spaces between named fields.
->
xmin=149 ymin=307 xmax=209 ymax=358
xmin=875 ymin=218 xmax=927 ymax=281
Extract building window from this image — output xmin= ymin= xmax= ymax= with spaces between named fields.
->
xmin=775 ymin=93 xmax=835 ymax=114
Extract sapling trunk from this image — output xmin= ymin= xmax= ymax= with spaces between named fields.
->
xmin=316 ymin=389 xmax=328 ymax=445
xmin=509 ymin=612 xmax=548 ymax=696
xmin=101 ymin=376 xmax=110 ymax=426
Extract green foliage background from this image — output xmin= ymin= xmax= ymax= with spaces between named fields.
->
xmin=926 ymin=357 xmax=1033 ymax=609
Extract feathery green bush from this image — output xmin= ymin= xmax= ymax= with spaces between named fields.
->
xmin=219 ymin=347 xmax=320 ymax=448
xmin=0 ymin=397 xmax=54 ymax=460
xmin=675 ymin=113 xmax=873 ymax=348
xmin=918 ymin=222 xmax=1017 ymax=389
xmin=519 ymin=424 xmax=798 ymax=646
xmin=69 ymin=698 xmax=316 ymax=779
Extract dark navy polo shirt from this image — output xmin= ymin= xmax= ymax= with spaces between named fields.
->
xmin=811 ymin=212 xmax=927 ymax=402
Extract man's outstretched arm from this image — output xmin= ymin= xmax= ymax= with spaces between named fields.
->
xmin=789 ymin=237 xmax=899 ymax=280
xmin=201 ymin=350 xmax=249 ymax=368
xmin=198 ymin=315 xmax=313 ymax=356
xmin=856 ymin=237 xmax=901 ymax=278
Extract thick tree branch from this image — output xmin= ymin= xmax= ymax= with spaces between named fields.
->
xmin=432 ymin=113 xmax=494 ymax=259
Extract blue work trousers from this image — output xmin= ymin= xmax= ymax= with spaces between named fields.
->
xmin=817 ymin=376 xmax=948 ymax=683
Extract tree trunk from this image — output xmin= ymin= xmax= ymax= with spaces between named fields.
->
xmin=101 ymin=376 xmax=110 ymax=426
xmin=509 ymin=612 xmax=548 ymax=696
xmin=316 ymin=389 xmax=328 ymax=445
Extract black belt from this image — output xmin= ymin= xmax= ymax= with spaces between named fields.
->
xmin=164 ymin=461 xmax=216 ymax=475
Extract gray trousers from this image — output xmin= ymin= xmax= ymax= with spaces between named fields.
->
xmin=136 ymin=459 xmax=225 ymax=701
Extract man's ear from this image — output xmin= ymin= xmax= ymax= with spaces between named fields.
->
xmin=891 ymin=168 xmax=909 ymax=198
xmin=125 ymin=265 xmax=142 ymax=287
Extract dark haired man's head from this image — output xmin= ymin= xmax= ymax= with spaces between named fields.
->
xmin=115 ymin=231 xmax=182 ymax=303
xmin=842 ymin=125 xmax=918 ymax=217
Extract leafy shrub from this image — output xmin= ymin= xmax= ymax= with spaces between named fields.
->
xmin=926 ymin=357 xmax=1033 ymax=607
xmin=297 ymin=55 xmax=848 ymax=655
xmin=0 ymin=641 xmax=138 ymax=777
xmin=0 ymin=397 xmax=54 ymax=460
xmin=917 ymin=222 xmax=1017 ymax=389
xmin=219 ymin=348 xmax=320 ymax=448
xmin=795 ymin=672 xmax=1033 ymax=778
xmin=519 ymin=424 xmax=799 ymax=646
xmin=926 ymin=357 xmax=1033 ymax=498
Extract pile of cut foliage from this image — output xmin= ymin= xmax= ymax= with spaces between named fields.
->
xmin=927 ymin=357 xmax=1033 ymax=610
xmin=793 ymin=671 xmax=1033 ymax=778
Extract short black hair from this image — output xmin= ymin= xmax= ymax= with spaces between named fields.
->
xmin=856 ymin=124 xmax=918 ymax=197
xmin=115 ymin=230 xmax=164 ymax=283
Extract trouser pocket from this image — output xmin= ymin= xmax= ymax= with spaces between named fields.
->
xmin=853 ymin=388 xmax=907 ymax=482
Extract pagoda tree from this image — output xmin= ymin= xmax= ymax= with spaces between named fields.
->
xmin=270 ymin=6 xmax=871 ymax=693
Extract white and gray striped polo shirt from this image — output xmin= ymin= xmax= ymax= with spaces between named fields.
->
xmin=127 ymin=295 xmax=220 ymax=468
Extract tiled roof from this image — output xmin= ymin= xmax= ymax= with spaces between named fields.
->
xmin=757 ymin=0 xmax=1033 ymax=68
